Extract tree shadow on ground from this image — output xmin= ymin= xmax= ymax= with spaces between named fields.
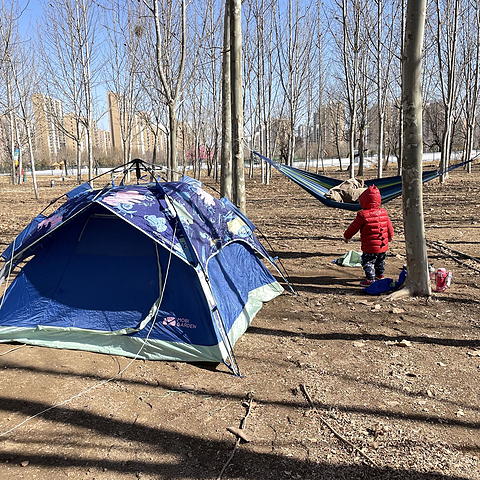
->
xmin=285 ymin=275 xmax=368 ymax=294
xmin=0 ymin=396 xmax=476 ymax=480
xmin=1 ymin=363 xmax=479 ymax=433
xmin=247 ymin=325 xmax=480 ymax=349
xmin=277 ymin=251 xmax=337 ymax=260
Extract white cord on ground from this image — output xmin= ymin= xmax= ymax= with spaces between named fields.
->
xmin=0 ymin=221 xmax=177 ymax=439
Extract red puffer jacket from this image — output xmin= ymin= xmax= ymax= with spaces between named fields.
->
xmin=343 ymin=185 xmax=394 ymax=254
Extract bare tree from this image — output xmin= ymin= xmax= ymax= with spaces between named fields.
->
xmin=104 ymin=0 xmax=145 ymax=166
xmin=315 ymin=0 xmax=326 ymax=175
xmin=244 ymin=0 xmax=279 ymax=185
xmin=0 ymin=0 xmax=22 ymax=185
xmin=356 ymin=32 xmax=374 ymax=177
xmin=332 ymin=0 xmax=362 ymax=178
xmin=221 ymin=0 xmax=245 ymax=210
xmin=230 ymin=0 xmax=246 ymax=211
xmin=142 ymin=0 xmax=187 ymax=181
xmin=366 ymin=0 xmax=398 ymax=179
xmin=221 ymin=0 xmax=233 ymax=198
xmin=38 ymin=0 xmax=101 ymax=184
xmin=1 ymin=50 xmax=40 ymax=197
xmin=390 ymin=0 xmax=430 ymax=299
xmin=203 ymin=0 xmax=223 ymax=183
xmin=435 ymin=0 xmax=460 ymax=182
xmin=0 ymin=1 xmax=39 ymax=196
xmin=458 ymin=0 xmax=480 ymax=173
xmin=274 ymin=0 xmax=314 ymax=167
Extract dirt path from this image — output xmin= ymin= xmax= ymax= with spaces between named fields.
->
xmin=0 ymin=167 xmax=479 ymax=480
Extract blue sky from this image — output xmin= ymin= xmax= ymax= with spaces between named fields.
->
xmin=19 ymin=0 xmax=42 ymax=35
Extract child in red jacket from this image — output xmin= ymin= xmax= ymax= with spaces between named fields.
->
xmin=344 ymin=185 xmax=394 ymax=286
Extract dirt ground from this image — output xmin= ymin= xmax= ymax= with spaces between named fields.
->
xmin=0 ymin=164 xmax=479 ymax=480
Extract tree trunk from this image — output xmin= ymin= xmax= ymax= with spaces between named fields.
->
xmin=377 ymin=0 xmax=384 ymax=179
xmin=357 ymin=127 xmax=365 ymax=176
xmin=230 ymin=0 xmax=245 ymax=212
xmin=6 ymin=75 xmax=15 ymax=186
xmin=25 ymin=122 xmax=39 ymax=200
xmin=13 ymin=115 xmax=21 ymax=185
xmin=169 ymin=103 xmax=179 ymax=180
xmin=221 ymin=0 xmax=233 ymax=199
xmin=397 ymin=0 xmax=406 ymax=176
xmin=390 ymin=0 xmax=430 ymax=299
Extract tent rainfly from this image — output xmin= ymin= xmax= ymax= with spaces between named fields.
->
xmin=0 ymin=173 xmax=283 ymax=375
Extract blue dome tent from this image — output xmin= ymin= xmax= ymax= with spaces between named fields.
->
xmin=0 ymin=161 xmax=284 ymax=375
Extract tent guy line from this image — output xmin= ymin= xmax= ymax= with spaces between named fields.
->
xmin=0 ymin=219 xmax=178 ymax=439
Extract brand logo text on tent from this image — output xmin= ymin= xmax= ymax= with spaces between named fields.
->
xmin=162 ymin=317 xmax=197 ymax=329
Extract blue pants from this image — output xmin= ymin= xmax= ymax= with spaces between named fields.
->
xmin=361 ymin=252 xmax=386 ymax=280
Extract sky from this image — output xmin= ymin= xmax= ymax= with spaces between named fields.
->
xmin=18 ymin=0 xmax=42 ymax=35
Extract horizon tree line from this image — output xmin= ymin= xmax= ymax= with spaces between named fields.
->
xmin=0 ymin=0 xmax=478 ymax=193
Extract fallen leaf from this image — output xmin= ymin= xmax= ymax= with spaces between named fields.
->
xmin=396 ymin=339 xmax=412 ymax=347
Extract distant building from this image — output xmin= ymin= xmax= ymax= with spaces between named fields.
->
xmin=107 ymin=91 xmax=123 ymax=151
xmin=64 ymin=112 xmax=85 ymax=153
xmin=32 ymin=93 xmax=66 ymax=162
xmin=108 ymin=91 xmax=166 ymax=159
xmin=134 ymin=111 xmax=166 ymax=156
xmin=95 ymin=128 xmax=112 ymax=155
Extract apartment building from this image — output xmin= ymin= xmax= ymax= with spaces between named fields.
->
xmin=107 ymin=91 xmax=166 ymax=159
xmin=32 ymin=93 xmax=66 ymax=162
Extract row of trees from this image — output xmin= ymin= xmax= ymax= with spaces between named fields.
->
xmin=1 ymin=0 xmax=479 ymax=191
xmin=0 ymin=0 xmax=448 ymax=296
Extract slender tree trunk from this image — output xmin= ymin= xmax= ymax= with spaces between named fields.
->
xmin=316 ymin=0 xmax=324 ymax=175
xmin=357 ymin=125 xmax=365 ymax=176
xmin=169 ymin=103 xmax=178 ymax=176
xmin=6 ymin=74 xmax=15 ymax=186
xmin=14 ymin=117 xmax=22 ymax=184
xmin=436 ymin=0 xmax=460 ymax=182
xmin=221 ymin=0 xmax=233 ymax=199
xmin=397 ymin=0 xmax=406 ymax=176
xmin=230 ymin=0 xmax=245 ymax=212
xmin=377 ymin=0 xmax=384 ymax=179
xmin=25 ymin=123 xmax=39 ymax=199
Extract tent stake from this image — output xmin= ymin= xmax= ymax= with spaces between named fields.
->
xmin=216 ymin=392 xmax=254 ymax=479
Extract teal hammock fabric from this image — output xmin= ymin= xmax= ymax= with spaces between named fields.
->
xmin=254 ymin=152 xmax=469 ymax=211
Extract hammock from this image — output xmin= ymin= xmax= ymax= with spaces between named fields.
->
xmin=255 ymin=152 xmax=470 ymax=211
